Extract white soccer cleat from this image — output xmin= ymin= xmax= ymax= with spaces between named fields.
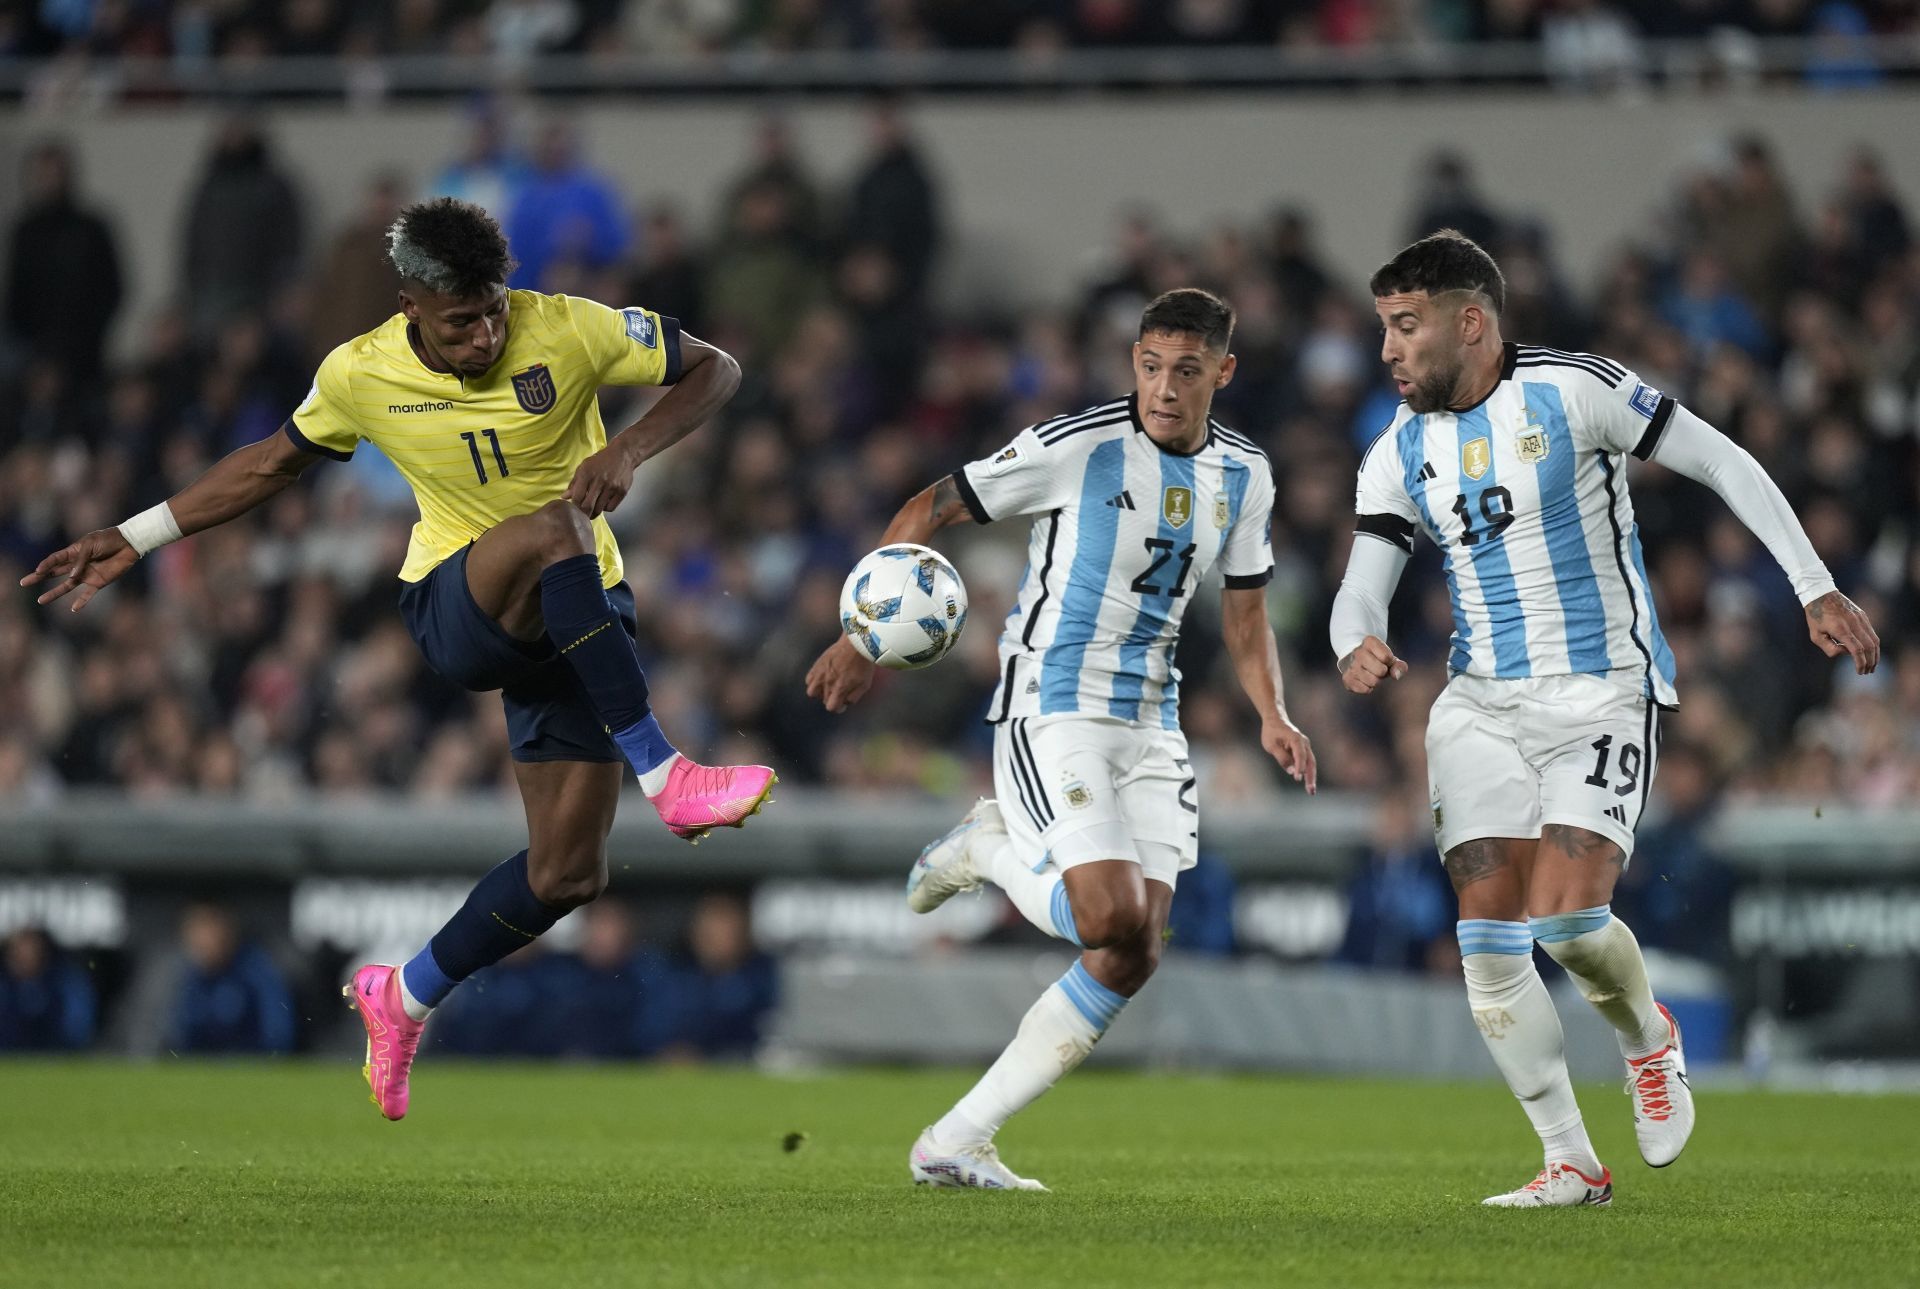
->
xmin=1481 ymin=1160 xmax=1613 ymax=1208
xmin=909 ymin=1127 xmax=1048 ymax=1191
xmin=905 ymin=797 xmax=1002 ymax=914
xmin=1626 ymin=1002 xmax=1695 ymax=1168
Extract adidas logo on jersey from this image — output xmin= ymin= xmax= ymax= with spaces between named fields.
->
xmin=1105 ymin=491 xmax=1137 ymax=510
xmin=1605 ymin=805 xmax=1627 ymax=824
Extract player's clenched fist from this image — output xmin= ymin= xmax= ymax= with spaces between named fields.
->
xmin=1338 ymin=635 xmax=1407 ymax=695
xmin=805 ymin=636 xmax=878 ymax=713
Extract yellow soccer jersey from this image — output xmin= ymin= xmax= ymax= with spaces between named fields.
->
xmin=289 ymin=290 xmax=681 ymax=587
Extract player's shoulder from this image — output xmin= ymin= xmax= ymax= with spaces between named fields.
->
xmin=509 ymin=288 xmax=581 ymax=331
xmin=1509 ymin=344 xmax=1632 ymax=391
xmin=1027 ymin=395 xmax=1134 ymax=448
xmin=324 ymin=315 xmax=407 ymax=382
xmin=1206 ymin=417 xmax=1272 ymax=480
xmin=1357 ymin=402 xmax=1418 ymax=471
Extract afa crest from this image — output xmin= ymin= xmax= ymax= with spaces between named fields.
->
xmin=1213 ymin=495 xmax=1231 ymax=529
xmin=511 ymin=363 xmax=557 ymax=415
xmin=1062 ymin=779 xmax=1094 ymax=810
xmin=1461 ymin=436 xmax=1491 ymax=482
xmin=1162 ymin=486 xmax=1194 ymax=529
xmin=1515 ymin=410 xmax=1551 ymax=465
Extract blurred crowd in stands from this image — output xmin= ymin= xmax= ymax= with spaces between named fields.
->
xmin=0 ymin=892 xmax=778 ymax=1057
xmin=5 ymin=0 xmax=1919 ymax=66
xmin=0 ymin=99 xmax=1916 ymax=1024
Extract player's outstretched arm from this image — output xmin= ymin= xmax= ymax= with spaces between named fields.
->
xmin=21 ymin=426 xmax=321 ymax=612
xmin=1647 ymin=407 xmax=1880 ymax=674
xmin=1221 ymin=585 xmax=1317 ymax=794
xmin=1330 ymin=532 xmax=1410 ymax=695
xmin=567 ymin=332 xmax=742 ymax=517
xmin=804 ymin=475 xmax=974 ymax=713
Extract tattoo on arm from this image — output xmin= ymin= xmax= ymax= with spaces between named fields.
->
xmin=1444 ymin=838 xmax=1512 ymax=891
xmin=929 ymin=475 xmax=969 ymax=526
xmin=1540 ymin=823 xmax=1625 ymax=869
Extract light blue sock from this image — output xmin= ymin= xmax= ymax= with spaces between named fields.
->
xmin=1057 ymin=960 xmax=1129 ymax=1029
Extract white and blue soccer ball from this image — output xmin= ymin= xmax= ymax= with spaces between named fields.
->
xmin=839 ymin=543 xmax=968 ymax=670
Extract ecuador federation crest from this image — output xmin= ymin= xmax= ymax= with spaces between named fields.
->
xmin=1461 ymin=436 xmax=1491 ymax=482
xmin=511 ymin=363 xmax=557 ymax=415
xmin=1162 ymin=485 xmax=1194 ymax=529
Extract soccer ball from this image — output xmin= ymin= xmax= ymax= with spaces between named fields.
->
xmin=839 ymin=544 xmax=968 ymax=670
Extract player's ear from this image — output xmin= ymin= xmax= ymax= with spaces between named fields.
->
xmin=1215 ymin=352 xmax=1237 ymax=389
xmin=1460 ymin=300 xmax=1490 ymax=347
xmin=398 ymin=290 xmax=418 ymax=323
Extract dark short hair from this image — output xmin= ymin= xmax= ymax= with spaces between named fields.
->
xmin=387 ymin=197 xmax=516 ymax=299
xmin=1369 ymin=229 xmax=1506 ymax=315
xmin=1139 ymin=288 xmax=1235 ymax=353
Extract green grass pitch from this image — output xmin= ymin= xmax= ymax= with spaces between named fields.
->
xmin=2 ymin=1062 xmax=1914 ymax=1287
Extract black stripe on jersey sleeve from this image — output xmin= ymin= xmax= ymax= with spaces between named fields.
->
xmin=1224 ymin=568 xmax=1273 ymax=589
xmin=1356 ymin=512 xmax=1416 ymax=552
xmin=1039 ymin=411 xmax=1129 ymax=446
xmin=952 ymin=466 xmax=993 ymax=524
xmin=282 ymin=418 xmax=353 ymax=462
xmin=660 ymin=316 xmax=684 ymax=385
xmin=1514 ymin=355 xmax=1624 ymax=388
xmin=1518 ymin=346 xmax=1627 ymax=384
xmin=1631 ymin=396 xmax=1677 ymax=461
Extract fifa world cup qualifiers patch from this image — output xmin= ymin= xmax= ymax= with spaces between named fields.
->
xmin=986 ymin=443 xmax=1023 ymax=475
xmin=622 ymin=307 xmax=658 ymax=349
xmin=1629 ymin=383 xmax=1663 ymax=420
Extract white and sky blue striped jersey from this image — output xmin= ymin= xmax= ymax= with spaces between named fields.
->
xmin=955 ymin=394 xmax=1276 ymax=727
xmin=1354 ymin=344 xmax=1680 ymax=707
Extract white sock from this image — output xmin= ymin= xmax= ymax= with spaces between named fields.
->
xmin=396 ymin=971 xmax=433 ymax=1022
xmin=1459 ymin=922 xmax=1602 ymax=1176
xmin=930 ymin=961 xmax=1126 ymax=1147
xmin=1533 ymin=907 xmax=1669 ymax=1059
xmin=638 ymin=752 xmax=681 ymax=799
xmin=976 ymin=839 xmax=1080 ymax=945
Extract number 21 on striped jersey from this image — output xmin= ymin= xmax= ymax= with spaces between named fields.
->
xmin=460 ymin=429 xmax=509 ymax=484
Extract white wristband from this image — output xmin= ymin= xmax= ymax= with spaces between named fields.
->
xmin=119 ymin=502 xmax=184 ymax=557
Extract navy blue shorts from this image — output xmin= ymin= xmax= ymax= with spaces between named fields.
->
xmin=398 ymin=544 xmax=638 ymax=764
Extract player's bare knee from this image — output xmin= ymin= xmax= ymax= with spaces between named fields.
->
xmin=527 ymin=854 xmax=607 ymax=910
xmin=1074 ymin=886 xmax=1150 ymax=949
xmin=531 ymin=498 xmax=594 ymax=563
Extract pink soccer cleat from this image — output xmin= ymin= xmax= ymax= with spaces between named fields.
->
xmin=650 ymin=758 xmax=777 ymax=843
xmin=342 ymin=964 xmax=425 ymax=1121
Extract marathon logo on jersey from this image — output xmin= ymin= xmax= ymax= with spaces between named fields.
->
xmin=622 ymin=307 xmax=658 ymax=349
xmin=1461 ymin=436 xmax=1491 ymax=481
xmin=1163 ymin=486 xmax=1194 ymax=529
xmin=511 ymin=363 xmax=557 ymax=414
xmin=986 ymin=443 xmax=1023 ymax=476
xmin=1629 ymin=382 xmax=1664 ymax=420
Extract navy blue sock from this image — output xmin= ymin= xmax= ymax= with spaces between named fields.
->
xmin=539 ymin=554 xmax=677 ymax=774
xmin=401 ymin=851 xmax=560 ymax=1008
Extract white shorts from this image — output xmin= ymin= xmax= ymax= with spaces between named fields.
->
xmin=992 ymin=714 xmax=1199 ymax=890
xmin=1425 ymin=671 xmax=1659 ymax=864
